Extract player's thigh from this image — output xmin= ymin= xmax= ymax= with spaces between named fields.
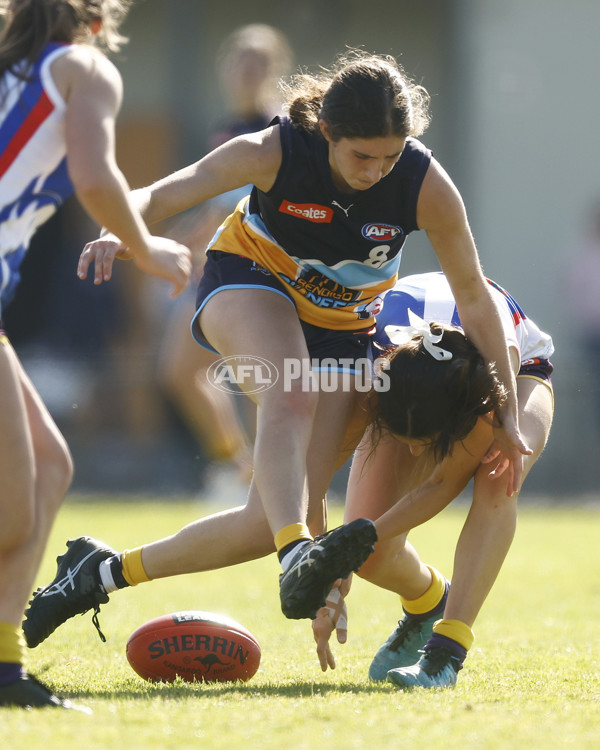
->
xmin=199 ymin=288 xmax=308 ymax=367
xmin=517 ymin=376 xmax=554 ymax=474
xmin=0 ymin=343 xmax=35 ymax=512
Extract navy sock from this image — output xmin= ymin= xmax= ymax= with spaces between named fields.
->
xmin=426 ymin=633 xmax=467 ymax=670
xmin=277 ymin=539 xmax=308 ymax=564
xmin=0 ymin=662 xmax=24 ymax=686
xmin=99 ymin=554 xmax=130 ymax=592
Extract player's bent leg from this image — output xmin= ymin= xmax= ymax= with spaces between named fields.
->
xmin=279 ymin=386 xmax=376 ymax=620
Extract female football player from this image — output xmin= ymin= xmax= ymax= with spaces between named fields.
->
xmin=73 ymin=49 xmax=530 ymax=616
xmin=24 ymin=50 xmax=532 ymax=653
xmin=0 ymin=0 xmax=190 ymax=709
xmin=312 ymin=271 xmax=554 ymax=688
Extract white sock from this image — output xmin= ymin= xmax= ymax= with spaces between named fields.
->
xmin=98 ymin=560 xmax=118 ymax=594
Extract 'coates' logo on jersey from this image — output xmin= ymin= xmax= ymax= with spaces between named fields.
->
xmin=279 ymin=200 xmax=334 ymax=223
xmin=362 ymin=223 xmax=403 ymax=241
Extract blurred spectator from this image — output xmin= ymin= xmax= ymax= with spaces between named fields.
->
xmin=158 ymin=24 xmax=294 ymax=499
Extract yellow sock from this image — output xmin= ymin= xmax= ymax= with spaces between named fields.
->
xmin=121 ymin=547 xmax=151 ymax=586
xmin=274 ymin=523 xmax=313 ymax=554
xmin=0 ymin=622 xmax=25 ymax=664
xmin=433 ymin=618 xmax=475 ymax=651
xmin=401 ymin=565 xmax=447 ymax=615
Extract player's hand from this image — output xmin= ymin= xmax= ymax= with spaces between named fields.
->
xmin=78 ymin=233 xmax=130 ymax=285
xmin=312 ymin=575 xmax=351 ymax=671
xmin=130 ymin=236 xmax=192 ymax=298
xmin=483 ymin=412 xmax=532 ymax=497
xmin=78 ymin=234 xmax=192 ymax=298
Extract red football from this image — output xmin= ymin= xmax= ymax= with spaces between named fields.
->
xmin=126 ymin=611 xmax=261 ymax=683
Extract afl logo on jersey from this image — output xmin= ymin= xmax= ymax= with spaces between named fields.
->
xmin=362 ymin=223 xmax=403 ymax=241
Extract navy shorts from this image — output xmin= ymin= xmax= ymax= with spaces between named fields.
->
xmin=191 ymin=251 xmax=373 ymax=372
xmin=517 ymin=358 xmax=553 ymax=385
xmin=517 ymin=358 xmax=554 ymax=402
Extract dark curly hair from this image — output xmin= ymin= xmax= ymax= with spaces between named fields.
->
xmin=372 ymin=323 xmax=507 ymax=462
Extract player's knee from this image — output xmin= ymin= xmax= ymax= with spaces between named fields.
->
xmin=263 ymin=381 xmax=318 ymax=424
xmin=473 ymin=465 xmax=520 ymax=512
xmin=37 ymin=431 xmax=74 ymax=513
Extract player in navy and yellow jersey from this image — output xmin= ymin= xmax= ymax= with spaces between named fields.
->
xmin=28 ymin=49 xmax=532 ymax=641
xmin=0 ymin=0 xmax=190 ymax=710
xmin=311 ymin=272 xmax=554 ymax=686
xmin=197 ymin=117 xmax=430 ymax=334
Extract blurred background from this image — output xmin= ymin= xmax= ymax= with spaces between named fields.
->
xmin=4 ymin=0 xmax=600 ymax=498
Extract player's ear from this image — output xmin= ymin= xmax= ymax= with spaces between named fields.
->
xmin=319 ymin=120 xmax=333 ymax=142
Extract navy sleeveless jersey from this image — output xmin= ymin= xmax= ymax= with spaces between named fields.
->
xmin=208 ymin=115 xmax=432 ymax=329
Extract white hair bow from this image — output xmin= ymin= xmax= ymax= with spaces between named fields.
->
xmin=384 ymin=309 xmax=453 ymax=361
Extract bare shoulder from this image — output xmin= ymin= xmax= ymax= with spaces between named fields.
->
xmin=50 ymin=45 xmax=122 ymax=104
xmin=416 ymin=156 xmax=467 ymax=231
xmin=225 ymin=124 xmax=281 ymax=163
xmin=214 ymin=123 xmax=282 ymax=192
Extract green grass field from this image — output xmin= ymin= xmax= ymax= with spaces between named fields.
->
xmin=1 ymin=497 xmax=599 ymax=749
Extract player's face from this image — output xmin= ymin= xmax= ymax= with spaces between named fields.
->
xmin=319 ymin=122 xmax=405 ymax=193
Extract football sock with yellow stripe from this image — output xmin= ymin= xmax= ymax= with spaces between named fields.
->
xmin=121 ymin=547 xmax=151 ymax=586
xmin=0 ymin=622 xmax=26 ymax=686
xmin=98 ymin=547 xmax=151 ymax=592
xmin=426 ymin=619 xmax=475 ymax=669
xmin=400 ymin=565 xmax=449 ymax=620
xmin=275 ymin=523 xmax=313 ymax=570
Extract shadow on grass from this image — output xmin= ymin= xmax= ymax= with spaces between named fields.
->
xmin=68 ymin=678 xmax=395 ymax=701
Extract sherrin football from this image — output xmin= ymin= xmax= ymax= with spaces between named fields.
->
xmin=126 ymin=611 xmax=261 ymax=683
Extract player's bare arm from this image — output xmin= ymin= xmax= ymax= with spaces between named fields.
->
xmin=416 ymin=159 xmax=530 ymax=493
xmin=132 ymin=126 xmax=283 ymax=225
xmin=373 ymin=417 xmax=494 ymax=542
xmin=56 ymin=50 xmax=145 ymax=250
xmin=60 ymin=49 xmax=190 ymax=295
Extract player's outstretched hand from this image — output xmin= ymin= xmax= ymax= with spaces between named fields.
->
xmin=312 ymin=576 xmax=351 ymax=671
xmin=131 ymin=235 xmax=192 ymax=298
xmin=78 ymin=234 xmax=192 ymax=298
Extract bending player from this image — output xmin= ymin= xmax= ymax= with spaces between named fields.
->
xmin=23 ymin=47 xmax=533 ymax=649
xmin=312 ymin=271 xmax=554 ymax=687
xmin=69 ymin=48 xmax=531 ymax=622
xmin=23 ymin=272 xmax=551 ymax=694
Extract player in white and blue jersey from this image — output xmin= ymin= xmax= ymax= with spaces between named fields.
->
xmin=312 ymin=271 xmax=554 ymax=686
xmin=0 ymin=0 xmax=190 ymax=710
